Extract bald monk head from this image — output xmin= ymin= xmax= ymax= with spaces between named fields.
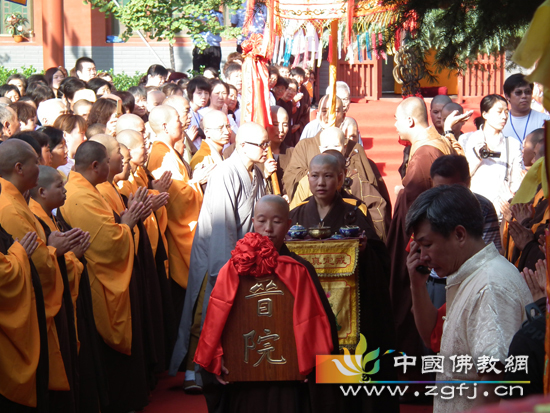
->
xmin=341 ymin=117 xmax=359 ymax=143
xmin=430 ymin=95 xmax=453 ymax=134
xmin=114 ymin=144 xmax=132 ymax=183
xmin=308 ymin=153 xmax=344 ymax=206
xmin=253 ymin=195 xmax=292 ymax=251
xmin=267 ymin=106 xmax=289 ymax=145
xmin=74 ymin=140 xmax=110 ymax=186
xmin=147 ymin=90 xmax=165 ymax=112
xmin=164 ymin=95 xmax=191 ymax=130
xmin=203 ymin=110 xmax=231 ymax=151
xmin=117 ymin=129 xmax=147 ymax=171
xmin=394 ymin=97 xmax=429 ymax=142
xmin=319 ymin=95 xmax=345 ymax=128
xmin=0 ymin=139 xmax=40 ymax=193
xmin=235 ymin=122 xmax=270 ymax=169
xmin=116 ymin=113 xmax=146 ymax=137
xmin=90 ymin=134 xmax=123 ymax=182
xmin=442 ymin=102 xmax=465 ymax=136
xmin=29 ymin=165 xmax=66 ymax=212
xmin=523 ymin=128 xmax=545 ymax=167
xmin=319 ymin=127 xmax=346 ymax=153
xmin=149 ymin=105 xmax=182 ymax=147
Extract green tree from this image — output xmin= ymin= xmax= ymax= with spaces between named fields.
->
xmin=380 ymin=0 xmax=545 ymax=71
xmin=85 ymin=0 xmax=242 ymax=69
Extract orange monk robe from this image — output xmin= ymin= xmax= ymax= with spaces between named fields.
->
xmin=116 ymin=167 xmax=169 ymax=263
xmin=0 ymin=178 xmax=69 ymax=391
xmin=29 ymin=198 xmax=83 ymax=346
xmin=60 ymin=172 xmax=135 ymax=355
xmin=0 ymin=237 xmax=41 ymax=407
xmin=147 ymin=141 xmax=202 ymax=288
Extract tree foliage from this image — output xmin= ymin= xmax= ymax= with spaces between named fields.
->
xmin=85 ymin=0 xmax=242 ymax=48
xmin=380 ymin=0 xmax=545 ymax=70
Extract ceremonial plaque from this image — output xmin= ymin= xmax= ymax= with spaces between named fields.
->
xmin=286 ymin=239 xmax=360 ymax=350
xmin=221 ymin=274 xmax=303 ymax=382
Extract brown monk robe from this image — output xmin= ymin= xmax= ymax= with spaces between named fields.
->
xmin=116 ymin=132 xmax=177 ymax=370
xmin=289 ymin=154 xmax=399 ymax=413
xmin=386 ymin=97 xmax=455 ymax=388
xmin=0 ymin=140 xmax=87 ymax=410
xmin=197 ymin=195 xmax=340 ymax=413
xmin=91 ymin=134 xmax=168 ymax=377
xmin=283 ymin=97 xmax=391 ymax=241
xmin=0 ymin=226 xmax=49 ymax=413
xmin=59 ymin=140 xmax=151 ymax=413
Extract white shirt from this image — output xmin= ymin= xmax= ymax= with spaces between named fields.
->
xmin=502 ymin=109 xmax=550 ymax=145
xmin=463 ymin=130 xmax=525 ymax=218
xmin=435 ymin=243 xmax=532 ymax=413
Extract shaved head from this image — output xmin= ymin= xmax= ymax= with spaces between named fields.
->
xmin=309 ymin=153 xmax=340 ymax=172
xmin=322 ymin=149 xmax=346 ymax=172
xmin=116 ymin=129 xmax=143 ymax=150
xmin=164 ymin=94 xmax=189 ymax=108
xmin=90 ymin=134 xmax=119 ymax=156
xmin=149 ymin=105 xmax=178 ymax=135
xmin=116 ymin=113 xmax=146 ymax=135
xmin=397 ymin=97 xmax=429 ymax=127
xmin=319 ymin=127 xmax=346 ymax=153
xmin=203 ymin=110 xmax=227 ymax=129
xmin=0 ymin=139 xmax=37 ymax=177
xmin=255 ymin=194 xmax=290 ymax=220
xmin=29 ymin=165 xmax=61 ymax=197
xmin=442 ymin=102 xmax=463 ymax=117
xmin=74 ymin=140 xmax=107 ymax=172
xmin=431 ymin=94 xmax=452 ymax=110
xmin=235 ymin=122 xmax=268 ymax=145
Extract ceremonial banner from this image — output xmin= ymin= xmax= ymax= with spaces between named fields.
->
xmin=287 ymin=239 xmax=360 ymax=350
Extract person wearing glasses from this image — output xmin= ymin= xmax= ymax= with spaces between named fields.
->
xmin=502 ymin=74 xmax=550 ymax=145
xmin=170 ymin=122 xmax=270 ymax=395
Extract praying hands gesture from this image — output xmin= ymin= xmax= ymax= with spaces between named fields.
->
xmin=16 ymin=231 xmax=39 ymax=257
xmin=191 ymin=163 xmax=217 ymax=185
xmin=71 ymin=232 xmax=91 ymax=259
xmin=150 ymin=193 xmax=169 ymax=211
xmin=128 ymin=187 xmax=153 ymax=220
xmin=508 ymin=221 xmax=534 ymax=251
xmin=48 ymin=228 xmax=87 ymax=257
xmin=522 ymin=259 xmax=547 ymax=301
xmin=122 ymin=189 xmax=150 ymax=228
xmin=511 ymin=202 xmax=534 ymax=225
xmin=152 ymin=171 xmax=172 ymax=193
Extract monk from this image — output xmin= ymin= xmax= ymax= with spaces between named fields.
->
xmin=266 ymin=105 xmax=294 ymax=196
xmin=0 ymin=228 xmax=49 ymax=412
xmin=113 ymin=143 xmax=131 ymax=183
xmin=386 ymin=96 xmax=457 ymax=390
xmin=147 ymin=105 xmax=203 ymax=292
xmin=163 ymin=94 xmax=198 ymax=163
xmin=59 ymin=140 xmax=151 ymax=413
xmin=190 ymin=110 xmax=229 ymax=190
xmin=0 ymin=139 xmax=87 ymax=411
xmin=283 ymin=96 xmax=391 ymax=241
xmin=289 ymin=153 xmax=398 ymax=412
xmin=170 ymin=122 xmax=268 ymax=392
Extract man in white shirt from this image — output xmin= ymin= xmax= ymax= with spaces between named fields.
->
xmin=502 ymin=74 xmax=550 ymax=145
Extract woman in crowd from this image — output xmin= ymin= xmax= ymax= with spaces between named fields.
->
xmin=6 ymin=73 xmax=27 ymax=96
xmin=87 ymin=77 xmax=113 ymax=98
xmin=44 ymin=66 xmax=67 ymax=97
xmin=39 ymin=126 xmax=69 ymax=170
xmin=199 ymin=79 xmax=228 ymax=116
xmin=462 ymin=94 xmax=525 ymax=219
xmin=87 ymin=98 xmax=119 ymax=136
xmin=141 ymin=64 xmax=169 ymax=87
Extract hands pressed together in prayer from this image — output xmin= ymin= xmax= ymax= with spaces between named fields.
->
xmin=151 ymin=171 xmax=173 ymax=193
xmin=122 ymin=187 xmax=152 ymax=228
xmin=522 ymin=259 xmax=547 ymax=301
xmin=192 ymin=163 xmax=217 ymax=185
xmin=505 ymin=202 xmax=536 ymax=251
xmin=48 ymin=228 xmax=91 ymax=258
xmin=16 ymin=231 xmax=39 ymax=257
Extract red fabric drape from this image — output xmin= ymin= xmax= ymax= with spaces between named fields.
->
xmin=194 ymin=233 xmax=334 ymax=376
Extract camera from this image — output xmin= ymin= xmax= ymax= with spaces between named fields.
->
xmin=478 ymin=144 xmax=501 ymax=159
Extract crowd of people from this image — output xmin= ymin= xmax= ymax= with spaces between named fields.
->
xmin=0 ymin=51 xmax=549 ymax=413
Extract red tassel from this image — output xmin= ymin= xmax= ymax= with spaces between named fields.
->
xmin=328 ymin=34 xmax=333 ymax=64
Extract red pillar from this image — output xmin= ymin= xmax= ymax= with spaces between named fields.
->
xmin=42 ymin=0 xmax=64 ymax=70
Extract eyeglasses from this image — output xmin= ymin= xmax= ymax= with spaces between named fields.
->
xmin=513 ymin=89 xmax=533 ymax=96
xmin=245 ymin=141 xmax=270 ymax=150
xmin=207 ymin=124 xmax=231 ymax=131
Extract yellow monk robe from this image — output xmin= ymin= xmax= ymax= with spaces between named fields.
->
xmin=29 ymin=198 xmax=83 ymax=346
xmin=0 ymin=178 xmax=69 ymax=391
xmin=0 ymin=235 xmax=41 ymax=407
xmin=60 ymin=172 xmax=135 ymax=354
xmin=116 ymin=167 xmax=169 ymax=263
xmin=147 ymin=141 xmax=202 ymax=288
